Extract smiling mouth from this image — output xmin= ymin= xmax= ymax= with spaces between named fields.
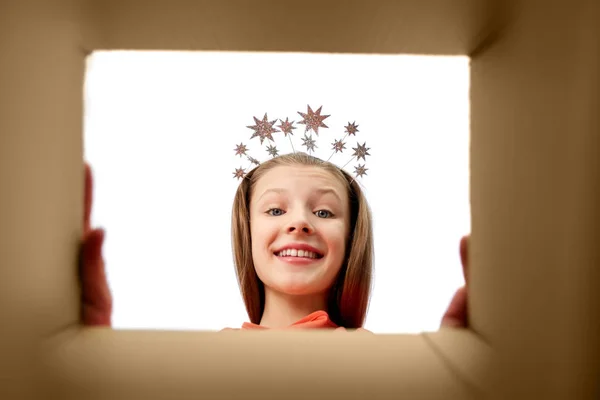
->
xmin=274 ymin=249 xmax=324 ymax=259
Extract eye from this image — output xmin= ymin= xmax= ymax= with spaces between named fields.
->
xmin=315 ymin=210 xmax=333 ymax=218
xmin=266 ymin=208 xmax=285 ymax=216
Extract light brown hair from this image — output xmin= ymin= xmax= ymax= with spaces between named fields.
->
xmin=231 ymin=152 xmax=373 ymax=328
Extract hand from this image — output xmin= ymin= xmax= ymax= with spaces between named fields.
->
xmin=79 ymin=162 xmax=113 ymax=326
xmin=440 ymin=235 xmax=469 ymax=328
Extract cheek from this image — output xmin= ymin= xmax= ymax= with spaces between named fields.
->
xmin=250 ymin=224 xmax=263 ymax=255
xmin=250 ymin=226 xmax=266 ymax=280
xmin=250 ymin=219 xmax=275 ymax=259
xmin=324 ymin=223 xmax=349 ymax=261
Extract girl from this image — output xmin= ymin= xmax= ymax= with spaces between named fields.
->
xmin=80 ymin=154 xmax=470 ymax=330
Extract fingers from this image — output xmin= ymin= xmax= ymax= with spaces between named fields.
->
xmin=80 ymin=228 xmax=113 ymax=326
xmin=81 ymin=162 xmax=112 ymax=326
xmin=459 ymin=235 xmax=469 ymax=283
xmin=84 ymin=163 xmax=93 ymax=233
xmin=440 ymin=286 xmax=468 ymax=328
xmin=439 ymin=234 xmax=471 ymax=329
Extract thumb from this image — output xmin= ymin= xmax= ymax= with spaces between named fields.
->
xmin=440 ymin=286 xmax=468 ymax=328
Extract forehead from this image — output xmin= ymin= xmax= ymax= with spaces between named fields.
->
xmin=252 ymin=165 xmax=347 ymax=199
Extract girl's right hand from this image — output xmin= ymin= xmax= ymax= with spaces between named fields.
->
xmin=79 ymin=162 xmax=113 ymax=327
xmin=440 ymin=235 xmax=469 ymax=328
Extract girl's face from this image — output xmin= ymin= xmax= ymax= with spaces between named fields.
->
xmin=249 ymin=165 xmax=350 ymax=297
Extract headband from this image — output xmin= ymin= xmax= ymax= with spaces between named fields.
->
xmin=232 ymin=105 xmax=371 ymax=182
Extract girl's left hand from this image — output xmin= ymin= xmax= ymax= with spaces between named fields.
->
xmin=79 ymin=163 xmax=112 ymax=326
xmin=440 ymin=235 xmax=469 ymax=328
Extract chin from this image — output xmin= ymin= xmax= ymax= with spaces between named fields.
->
xmin=277 ymin=285 xmax=322 ymax=297
xmin=268 ymin=277 xmax=333 ymax=297
xmin=274 ymin=288 xmax=327 ymax=300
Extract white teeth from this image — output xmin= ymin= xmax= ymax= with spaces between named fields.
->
xmin=276 ymin=249 xmax=319 ymax=258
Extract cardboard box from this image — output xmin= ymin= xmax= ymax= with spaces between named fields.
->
xmin=0 ymin=0 xmax=598 ymax=398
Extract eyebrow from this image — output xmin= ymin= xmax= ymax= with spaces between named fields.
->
xmin=257 ymin=188 xmax=343 ymax=203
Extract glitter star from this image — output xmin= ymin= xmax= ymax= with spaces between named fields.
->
xmin=233 ymin=167 xmax=246 ymax=180
xmin=301 ymin=133 xmax=317 ymax=153
xmin=247 ymin=114 xmax=278 ymax=144
xmin=354 ymin=164 xmax=368 ymax=178
xmin=345 ymin=122 xmax=359 ymax=136
xmin=266 ymin=145 xmax=279 ymax=157
xmin=248 ymin=156 xmax=260 ymax=166
xmin=234 ymin=143 xmax=248 ymax=157
xmin=277 ymin=118 xmax=296 ymax=137
xmin=352 ymin=142 xmax=371 ymax=161
xmin=331 ymin=139 xmax=346 ymax=153
xmin=297 ymin=105 xmax=330 ymax=135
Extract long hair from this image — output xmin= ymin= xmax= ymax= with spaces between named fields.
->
xmin=231 ymin=152 xmax=373 ymax=328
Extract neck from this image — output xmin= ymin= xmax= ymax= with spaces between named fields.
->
xmin=259 ymin=288 xmax=329 ymax=328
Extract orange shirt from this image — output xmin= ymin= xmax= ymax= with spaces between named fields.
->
xmin=222 ymin=310 xmax=371 ymax=332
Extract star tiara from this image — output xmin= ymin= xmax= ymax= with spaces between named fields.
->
xmin=232 ymin=105 xmax=371 ymax=182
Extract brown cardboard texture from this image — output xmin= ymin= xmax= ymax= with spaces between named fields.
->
xmin=0 ymin=0 xmax=599 ymax=399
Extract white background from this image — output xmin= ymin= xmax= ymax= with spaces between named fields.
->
xmin=83 ymin=51 xmax=470 ymax=333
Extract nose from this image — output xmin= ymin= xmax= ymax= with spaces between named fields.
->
xmin=285 ymin=213 xmax=314 ymax=235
